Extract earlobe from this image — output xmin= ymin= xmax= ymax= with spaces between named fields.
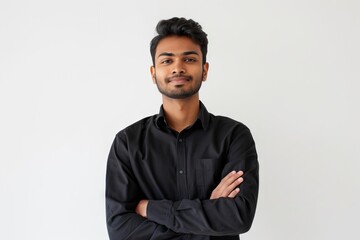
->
xmin=150 ymin=66 xmax=156 ymax=83
xmin=202 ymin=62 xmax=209 ymax=82
xmin=202 ymin=72 xmax=207 ymax=81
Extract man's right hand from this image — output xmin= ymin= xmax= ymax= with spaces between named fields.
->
xmin=210 ymin=171 xmax=244 ymax=199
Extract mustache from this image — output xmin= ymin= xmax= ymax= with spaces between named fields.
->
xmin=166 ymin=74 xmax=192 ymax=82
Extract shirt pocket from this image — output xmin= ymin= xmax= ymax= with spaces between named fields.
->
xmin=196 ymin=158 xmax=223 ymax=199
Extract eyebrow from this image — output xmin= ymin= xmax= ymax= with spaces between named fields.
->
xmin=157 ymin=51 xmax=200 ymax=58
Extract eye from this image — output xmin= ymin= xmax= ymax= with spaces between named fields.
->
xmin=160 ymin=59 xmax=172 ymax=64
xmin=184 ymin=58 xmax=196 ymax=63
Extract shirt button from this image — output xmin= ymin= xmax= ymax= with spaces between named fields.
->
xmin=179 ymin=170 xmax=184 ymax=174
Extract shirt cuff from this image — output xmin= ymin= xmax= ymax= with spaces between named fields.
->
xmin=147 ymin=199 xmax=172 ymax=226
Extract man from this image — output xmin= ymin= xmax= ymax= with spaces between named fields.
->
xmin=106 ymin=17 xmax=259 ymax=239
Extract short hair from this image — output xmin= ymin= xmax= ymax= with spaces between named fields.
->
xmin=150 ymin=17 xmax=208 ymax=65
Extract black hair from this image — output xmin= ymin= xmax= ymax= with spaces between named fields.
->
xmin=150 ymin=17 xmax=208 ymax=65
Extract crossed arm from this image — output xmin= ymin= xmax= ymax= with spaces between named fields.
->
xmin=136 ymin=170 xmax=244 ymax=218
xmin=106 ymin=128 xmax=258 ymax=239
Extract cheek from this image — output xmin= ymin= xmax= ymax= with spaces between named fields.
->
xmin=154 ymin=69 xmax=166 ymax=79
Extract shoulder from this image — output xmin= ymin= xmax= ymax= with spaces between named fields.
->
xmin=115 ymin=114 xmax=157 ymax=140
xmin=210 ymin=115 xmax=256 ymax=152
xmin=209 ymin=114 xmax=250 ymax=132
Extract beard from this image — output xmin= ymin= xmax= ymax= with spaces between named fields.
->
xmin=154 ymin=73 xmax=203 ymax=99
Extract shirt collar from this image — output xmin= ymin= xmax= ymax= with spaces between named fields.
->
xmin=155 ymin=101 xmax=210 ymax=130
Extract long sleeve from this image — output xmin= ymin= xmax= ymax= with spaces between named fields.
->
xmin=146 ymin=128 xmax=259 ymax=236
xmin=105 ymin=132 xmax=182 ymax=240
xmin=106 ymin=106 xmax=259 ymax=239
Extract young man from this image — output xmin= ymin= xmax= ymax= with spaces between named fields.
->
xmin=106 ymin=17 xmax=259 ymax=240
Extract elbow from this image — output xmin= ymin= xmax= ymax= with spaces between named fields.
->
xmin=233 ymin=211 xmax=254 ymax=234
xmin=235 ymin=197 xmax=257 ymax=234
xmin=213 ymin=199 xmax=256 ymax=236
xmin=239 ymin=217 xmax=254 ymax=234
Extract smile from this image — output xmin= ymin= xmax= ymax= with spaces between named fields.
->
xmin=168 ymin=75 xmax=192 ymax=84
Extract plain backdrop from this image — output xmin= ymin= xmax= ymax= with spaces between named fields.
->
xmin=1 ymin=0 xmax=359 ymax=239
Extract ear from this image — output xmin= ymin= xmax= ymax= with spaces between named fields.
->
xmin=202 ymin=62 xmax=209 ymax=81
xmin=150 ymin=66 xmax=156 ymax=83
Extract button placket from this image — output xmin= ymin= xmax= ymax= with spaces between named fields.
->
xmin=176 ymin=135 xmax=187 ymax=198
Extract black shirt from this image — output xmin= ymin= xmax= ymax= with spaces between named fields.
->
xmin=106 ymin=102 xmax=259 ymax=240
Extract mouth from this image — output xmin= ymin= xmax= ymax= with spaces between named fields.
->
xmin=167 ymin=75 xmax=192 ymax=84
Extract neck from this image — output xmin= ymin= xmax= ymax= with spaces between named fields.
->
xmin=162 ymin=95 xmax=200 ymax=132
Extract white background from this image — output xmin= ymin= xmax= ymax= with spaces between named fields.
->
xmin=1 ymin=0 xmax=359 ymax=239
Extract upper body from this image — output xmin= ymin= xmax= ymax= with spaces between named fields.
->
xmin=105 ymin=17 xmax=259 ymax=239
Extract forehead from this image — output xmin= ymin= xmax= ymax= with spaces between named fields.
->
xmin=155 ymin=36 xmax=202 ymax=57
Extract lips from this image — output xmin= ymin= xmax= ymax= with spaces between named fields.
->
xmin=168 ymin=75 xmax=192 ymax=84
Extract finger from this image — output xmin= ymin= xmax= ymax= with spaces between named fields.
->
xmin=215 ymin=176 xmax=243 ymax=198
xmin=222 ymin=171 xmax=243 ymax=184
xmin=220 ymin=177 xmax=244 ymax=197
xmin=218 ymin=171 xmax=244 ymax=192
xmin=221 ymin=171 xmax=237 ymax=182
xmin=227 ymin=187 xmax=240 ymax=198
xmin=210 ymin=171 xmax=244 ymax=199
xmin=224 ymin=170 xmax=243 ymax=180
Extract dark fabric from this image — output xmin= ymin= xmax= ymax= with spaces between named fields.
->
xmin=106 ymin=102 xmax=259 ymax=240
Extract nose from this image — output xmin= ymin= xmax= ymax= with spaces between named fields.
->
xmin=172 ymin=59 xmax=185 ymax=74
